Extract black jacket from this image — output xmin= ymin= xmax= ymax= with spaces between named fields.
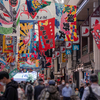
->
xmin=34 ymin=85 xmax=45 ymax=100
xmin=0 ymin=80 xmax=18 ymax=100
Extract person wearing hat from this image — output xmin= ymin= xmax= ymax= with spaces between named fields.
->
xmin=34 ymin=79 xmax=45 ymax=100
xmin=38 ymin=80 xmax=60 ymax=100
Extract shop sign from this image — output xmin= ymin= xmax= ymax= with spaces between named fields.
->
xmin=66 ymin=50 xmax=72 ymax=55
xmin=62 ymin=53 xmax=66 ymax=63
xmin=82 ymin=45 xmax=88 ymax=55
xmin=73 ymin=45 xmax=79 ymax=50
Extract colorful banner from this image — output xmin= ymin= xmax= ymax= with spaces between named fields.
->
xmin=62 ymin=53 xmax=66 ymax=63
xmin=84 ymin=73 xmax=89 ymax=83
xmin=3 ymin=36 xmax=17 ymax=53
xmin=9 ymin=68 xmax=19 ymax=79
xmin=0 ymin=0 xmax=20 ymax=35
xmin=45 ymin=49 xmax=52 ymax=57
xmin=19 ymin=22 xmax=35 ymax=54
xmin=38 ymin=18 xmax=55 ymax=50
xmin=55 ymin=3 xmax=77 ymax=41
xmin=66 ymin=50 xmax=72 ymax=55
xmin=92 ymin=24 xmax=100 ymax=50
xmin=26 ymin=0 xmax=51 ymax=19
xmin=73 ymin=45 xmax=79 ymax=50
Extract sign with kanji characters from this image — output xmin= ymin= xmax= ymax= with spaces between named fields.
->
xmin=62 ymin=53 xmax=66 ymax=62
xmin=73 ymin=45 xmax=79 ymax=50
xmin=55 ymin=4 xmax=77 ymax=41
xmin=92 ymin=24 xmax=100 ymax=50
xmin=38 ymin=18 xmax=55 ymax=50
xmin=66 ymin=50 xmax=72 ymax=55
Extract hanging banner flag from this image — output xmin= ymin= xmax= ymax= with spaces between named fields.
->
xmin=73 ymin=45 xmax=79 ymax=50
xmin=55 ymin=3 xmax=77 ymax=41
xmin=7 ymin=53 xmax=15 ymax=63
xmin=73 ymin=35 xmax=79 ymax=44
xmin=66 ymin=50 xmax=72 ymax=55
xmin=3 ymin=36 xmax=17 ymax=53
xmin=0 ymin=0 xmax=20 ymax=36
xmin=60 ymin=46 xmax=65 ymax=53
xmin=62 ymin=53 xmax=66 ymax=62
xmin=55 ymin=51 xmax=60 ymax=57
xmin=9 ymin=68 xmax=19 ymax=79
xmin=26 ymin=0 xmax=51 ymax=19
xmin=81 ymin=26 xmax=89 ymax=37
xmin=19 ymin=22 xmax=36 ymax=54
xmin=66 ymin=41 xmax=72 ymax=49
xmin=38 ymin=18 xmax=55 ymax=50
xmin=92 ymin=24 xmax=100 ymax=50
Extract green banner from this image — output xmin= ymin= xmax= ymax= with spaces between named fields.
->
xmin=9 ymin=68 xmax=19 ymax=79
xmin=98 ymin=72 xmax=100 ymax=85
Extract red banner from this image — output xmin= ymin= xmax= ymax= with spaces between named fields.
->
xmin=92 ymin=24 xmax=100 ymax=49
xmin=38 ymin=18 xmax=55 ymax=51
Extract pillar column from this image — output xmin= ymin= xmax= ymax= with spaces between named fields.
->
xmin=47 ymin=68 xmax=51 ymax=79
xmin=54 ymin=58 xmax=57 ymax=80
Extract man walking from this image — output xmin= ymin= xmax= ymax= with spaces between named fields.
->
xmin=69 ymin=78 xmax=76 ymax=100
xmin=34 ymin=79 xmax=45 ymax=100
xmin=0 ymin=71 xmax=18 ymax=100
xmin=82 ymin=74 xmax=100 ymax=100
xmin=25 ymin=81 xmax=33 ymax=100
xmin=62 ymin=82 xmax=72 ymax=100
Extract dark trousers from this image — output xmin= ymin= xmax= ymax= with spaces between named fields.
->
xmin=63 ymin=97 xmax=71 ymax=100
xmin=27 ymin=93 xmax=32 ymax=100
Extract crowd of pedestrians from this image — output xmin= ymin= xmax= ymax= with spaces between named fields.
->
xmin=0 ymin=71 xmax=100 ymax=100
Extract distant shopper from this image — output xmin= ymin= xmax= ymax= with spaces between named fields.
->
xmin=62 ymin=82 xmax=72 ymax=100
xmin=25 ymin=81 xmax=34 ymax=100
xmin=18 ymin=84 xmax=23 ymax=100
xmin=59 ymin=80 xmax=65 ymax=96
xmin=20 ymin=81 xmax=25 ymax=90
xmin=82 ymin=74 xmax=100 ymax=100
xmin=0 ymin=71 xmax=18 ymax=100
xmin=79 ymin=83 xmax=84 ymax=100
xmin=69 ymin=78 xmax=76 ymax=100
xmin=34 ymin=79 xmax=45 ymax=100
xmin=38 ymin=80 xmax=60 ymax=100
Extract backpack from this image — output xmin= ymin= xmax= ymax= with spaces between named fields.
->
xmin=27 ymin=85 xmax=33 ymax=93
xmin=85 ymin=87 xmax=98 ymax=100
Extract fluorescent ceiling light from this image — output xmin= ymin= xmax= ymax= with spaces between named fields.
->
xmin=76 ymin=0 xmax=89 ymax=16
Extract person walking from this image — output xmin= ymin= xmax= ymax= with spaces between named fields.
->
xmin=62 ymin=82 xmax=72 ymax=100
xmin=69 ymin=78 xmax=76 ymax=100
xmin=25 ymin=81 xmax=34 ymax=100
xmin=0 ymin=71 xmax=18 ymax=100
xmin=18 ymin=84 xmax=23 ymax=100
xmin=79 ymin=83 xmax=84 ymax=100
xmin=38 ymin=80 xmax=60 ymax=100
xmin=82 ymin=74 xmax=100 ymax=100
xmin=34 ymin=79 xmax=45 ymax=100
